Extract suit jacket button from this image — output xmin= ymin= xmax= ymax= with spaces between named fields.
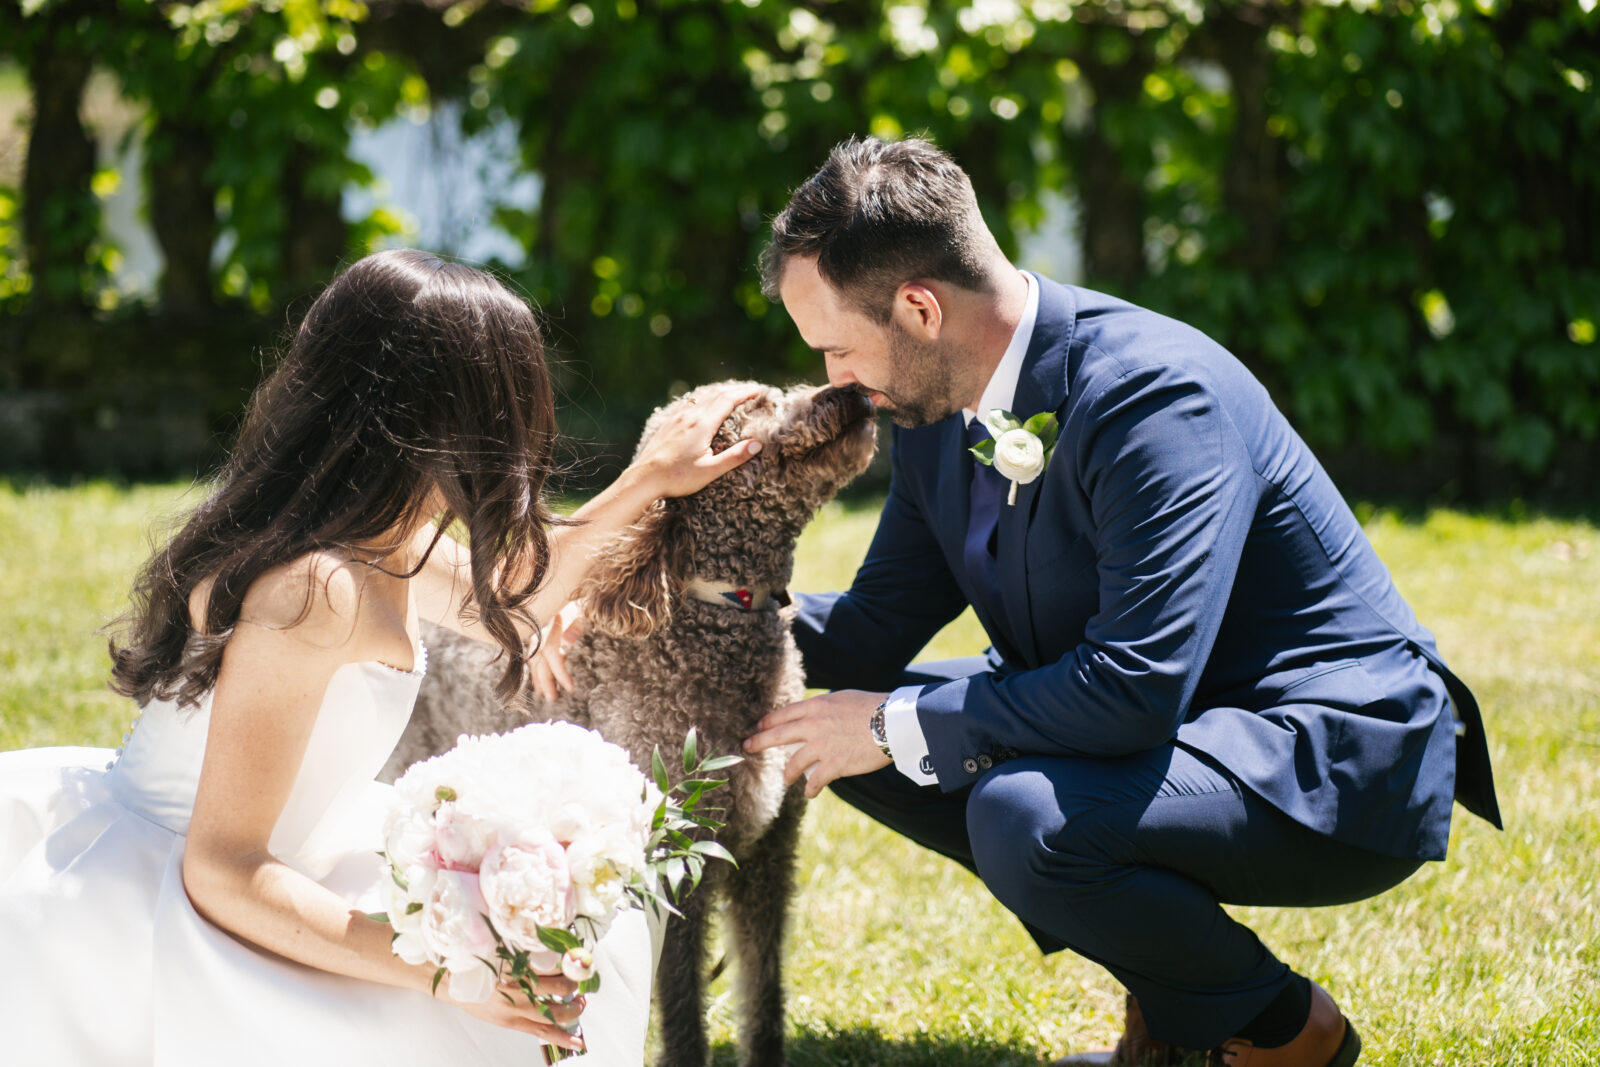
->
xmin=976 ymin=754 xmax=993 ymax=770
xmin=962 ymin=758 xmax=979 ymax=774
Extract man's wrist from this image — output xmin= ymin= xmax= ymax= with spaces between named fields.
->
xmin=868 ymin=697 xmax=892 ymax=760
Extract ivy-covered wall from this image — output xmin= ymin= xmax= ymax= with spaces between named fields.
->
xmin=0 ymin=0 xmax=1595 ymax=500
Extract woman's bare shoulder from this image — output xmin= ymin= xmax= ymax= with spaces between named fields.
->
xmin=189 ymin=551 xmax=374 ymax=654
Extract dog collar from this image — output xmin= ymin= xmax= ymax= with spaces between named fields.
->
xmin=683 ymin=578 xmax=791 ymax=611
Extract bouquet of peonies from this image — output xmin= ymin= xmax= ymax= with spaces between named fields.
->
xmin=373 ymin=721 xmax=736 ymax=1063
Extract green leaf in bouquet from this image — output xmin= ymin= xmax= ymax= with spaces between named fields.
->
xmin=682 ymin=727 xmax=700 ymax=773
xmin=362 ymin=911 xmax=390 ymax=923
xmin=434 ymin=785 xmax=458 ymax=803
xmin=696 ymin=755 xmax=744 ymax=772
xmin=536 ymin=925 xmax=583 ymax=955
xmin=579 ymin=974 xmax=602 ymax=994
xmin=406 ymin=901 xmax=423 ymax=915
xmin=651 ymin=748 xmax=670 ymax=795
xmin=690 ymin=839 xmax=737 ymax=865
xmin=665 ymin=856 xmax=686 ymax=895
xmin=431 ymin=966 xmax=447 ymax=996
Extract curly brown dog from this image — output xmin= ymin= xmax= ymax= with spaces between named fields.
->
xmin=383 ymin=380 xmax=878 ymax=1067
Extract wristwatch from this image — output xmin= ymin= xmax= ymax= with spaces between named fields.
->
xmin=868 ymin=698 xmax=892 ymax=760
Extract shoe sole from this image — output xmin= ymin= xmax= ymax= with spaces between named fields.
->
xmin=1328 ymin=1019 xmax=1362 ymax=1067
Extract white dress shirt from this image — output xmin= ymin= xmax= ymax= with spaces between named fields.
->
xmin=881 ymin=270 xmax=1040 ymax=785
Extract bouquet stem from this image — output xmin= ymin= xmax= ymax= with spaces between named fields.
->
xmin=541 ymin=1025 xmax=583 ymax=1063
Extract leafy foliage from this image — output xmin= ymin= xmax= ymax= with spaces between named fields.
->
xmin=0 ymin=0 xmax=1594 ymax=484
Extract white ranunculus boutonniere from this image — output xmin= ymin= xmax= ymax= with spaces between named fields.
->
xmin=970 ymin=408 xmax=1060 ymax=505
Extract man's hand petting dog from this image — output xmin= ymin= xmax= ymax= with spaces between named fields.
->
xmin=746 ymin=690 xmax=892 ymax=798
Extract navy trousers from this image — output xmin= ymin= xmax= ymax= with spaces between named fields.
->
xmin=831 ymin=657 xmax=1424 ymax=1049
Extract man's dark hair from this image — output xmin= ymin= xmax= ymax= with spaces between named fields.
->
xmin=761 ymin=135 xmax=996 ymax=322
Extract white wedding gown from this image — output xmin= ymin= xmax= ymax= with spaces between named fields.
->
xmin=0 ymin=643 xmax=657 ymax=1066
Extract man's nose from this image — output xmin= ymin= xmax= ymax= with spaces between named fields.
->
xmin=825 ymin=364 xmax=855 ymax=390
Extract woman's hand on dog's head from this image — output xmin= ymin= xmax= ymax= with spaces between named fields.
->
xmin=530 ymin=601 xmax=585 ymax=703
xmin=633 ymin=382 xmax=765 ymax=499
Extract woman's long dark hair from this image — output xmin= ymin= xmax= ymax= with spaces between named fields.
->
xmin=110 ymin=249 xmax=559 ymax=707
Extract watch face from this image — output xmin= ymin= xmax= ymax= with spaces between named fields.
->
xmin=870 ymin=707 xmax=892 ymax=756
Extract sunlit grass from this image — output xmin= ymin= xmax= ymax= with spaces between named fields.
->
xmin=2 ymin=483 xmax=1596 ymax=1065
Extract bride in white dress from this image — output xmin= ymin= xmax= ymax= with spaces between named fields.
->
xmin=0 ymin=250 xmax=762 ymax=1066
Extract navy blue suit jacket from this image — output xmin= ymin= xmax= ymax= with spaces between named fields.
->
xmin=795 ymin=275 xmax=1501 ymax=862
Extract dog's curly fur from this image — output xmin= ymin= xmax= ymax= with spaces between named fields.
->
xmin=383 ymin=381 xmax=878 ymax=1067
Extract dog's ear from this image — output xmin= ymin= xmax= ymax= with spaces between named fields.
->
xmin=580 ymin=500 xmax=692 ymax=639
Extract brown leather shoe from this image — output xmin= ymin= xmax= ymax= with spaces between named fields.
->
xmin=1053 ymin=994 xmax=1191 ymax=1066
xmin=1209 ymin=981 xmax=1361 ymax=1067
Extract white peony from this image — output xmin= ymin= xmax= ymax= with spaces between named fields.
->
xmin=382 ymin=806 xmax=438 ymax=872
xmin=445 ymin=956 xmax=498 ymax=1004
xmin=418 ymin=870 xmax=498 ymax=1001
xmin=380 ymin=872 xmax=432 ymax=966
xmin=392 ymin=750 xmax=468 ymax=813
xmin=992 ymin=427 xmax=1046 ymax=485
xmin=391 ymin=929 xmax=432 ymax=967
xmin=566 ymin=827 xmax=642 ymax=920
xmin=479 ymin=828 xmax=578 ymax=953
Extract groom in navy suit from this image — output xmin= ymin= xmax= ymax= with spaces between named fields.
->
xmin=744 ymin=136 xmax=1500 ymax=1066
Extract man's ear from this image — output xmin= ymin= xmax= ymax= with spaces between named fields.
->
xmin=893 ymin=282 xmax=943 ymax=341
xmin=579 ymin=500 xmax=692 ymax=639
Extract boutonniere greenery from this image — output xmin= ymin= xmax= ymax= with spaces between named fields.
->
xmin=970 ymin=408 xmax=1059 ymax=505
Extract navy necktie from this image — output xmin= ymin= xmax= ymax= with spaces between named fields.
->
xmin=963 ymin=420 xmax=1006 ymax=619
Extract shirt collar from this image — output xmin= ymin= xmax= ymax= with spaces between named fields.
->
xmin=962 ymin=269 xmax=1039 ymax=428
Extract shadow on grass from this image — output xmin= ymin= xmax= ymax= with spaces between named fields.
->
xmin=708 ymin=1026 xmax=1044 ymax=1067
xmin=708 ymin=1028 xmax=1221 ymax=1067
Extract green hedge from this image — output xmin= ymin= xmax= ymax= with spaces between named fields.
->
xmin=0 ymin=1 xmax=1594 ymax=495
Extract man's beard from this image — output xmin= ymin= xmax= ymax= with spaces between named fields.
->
xmin=870 ymin=323 xmax=967 ymax=429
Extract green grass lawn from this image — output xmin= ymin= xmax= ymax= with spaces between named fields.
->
xmin=2 ymin=481 xmax=1597 ymax=1065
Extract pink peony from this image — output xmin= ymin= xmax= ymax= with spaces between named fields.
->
xmin=478 ymin=827 xmax=578 ymax=955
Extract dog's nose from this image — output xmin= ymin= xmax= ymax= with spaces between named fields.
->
xmin=814 ymin=385 xmax=875 ymax=419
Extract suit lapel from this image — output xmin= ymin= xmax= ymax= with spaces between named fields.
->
xmin=994 ymin=276 xmax=1076 ymax=668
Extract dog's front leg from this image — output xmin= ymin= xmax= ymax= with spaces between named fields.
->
xmin=653 ymin=884 xmax=713 ymax=1067
xmin=726 ymin=786 xmax=805 ymax=1067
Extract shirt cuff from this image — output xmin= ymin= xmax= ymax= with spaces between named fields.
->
xmin=883 ymin=685 xmax=938 ymax=785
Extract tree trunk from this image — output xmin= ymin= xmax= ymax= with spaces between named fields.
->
xmin=21 ymin=8 xmax=97 ymax=316
xmin=278 ymin=140 xmax=349 ymax=301
xmin=1076 ymin=38 xmax=1152 ymax=291
xmin=1205 ymin=8 xmax=1282 ymax=274
xmin=147 ymin=118 xmax=217 ymax=318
